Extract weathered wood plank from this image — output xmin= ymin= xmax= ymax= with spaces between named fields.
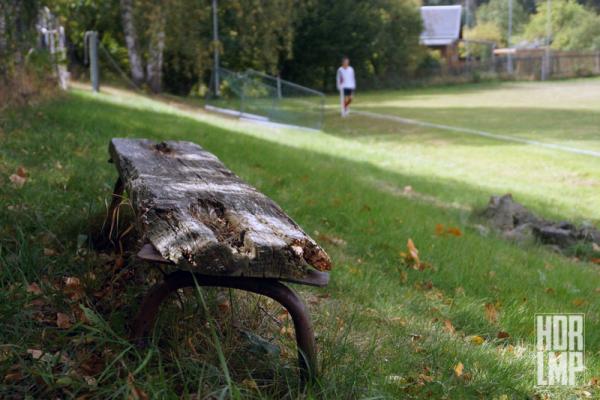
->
xmin=109 ymin=138 xmax=331 ymax=281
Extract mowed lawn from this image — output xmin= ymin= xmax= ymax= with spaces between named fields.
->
xmin=0 ymin=81 xmax=598 ymax=399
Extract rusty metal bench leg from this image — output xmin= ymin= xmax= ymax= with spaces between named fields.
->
xmin=132 ymin=271 xmax=317 ymax=383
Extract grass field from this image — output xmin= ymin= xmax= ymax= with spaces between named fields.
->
xmin=1 ymin=80 xmax=599 ymax=399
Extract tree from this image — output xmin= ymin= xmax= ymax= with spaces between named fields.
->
xmin=524 ymin=0 xmax=600 ymax=50
xmin=218 ymin=0 xmax=297 ymax=74
xmin=120 ymin=0 xmax=144 ymax=85
xmin=283 ymin=0 xmax=422 ymax=91
xmin=476 ymin=0 xmax=528 ymax=41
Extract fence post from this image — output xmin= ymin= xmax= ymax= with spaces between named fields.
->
xmin=85 ymin=31 xmax=100 ymax=92
xmin=277 ymin=75 xmax=282 ymax=99
xmin=596 ymin=52 xmax=600 ymax=74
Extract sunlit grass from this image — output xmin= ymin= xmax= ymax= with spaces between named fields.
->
xmin=0 ymin=82 xmax=598 ymax=398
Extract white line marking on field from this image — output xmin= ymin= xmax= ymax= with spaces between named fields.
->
xmin=353 ymin=110 xmax=600 ymax=159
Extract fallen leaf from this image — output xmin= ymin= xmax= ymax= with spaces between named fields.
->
xmin=572 ymin=298 xmax=588 ymax=307
xmin=443 ymin=319 xmax=456 ymax=334
xmin=497 ymin=331 xmax=510 ymax=339
xmin=590 ymin=258 xmax=600 ymax=265
xmin=454 ymin=362 xmax=464 ymax=377
xmin=241 ymin=378 xmax=258 ymax=391
xmin=9 ymin=174 xmax=27 ymax=188
xmin=16 ymin=166 xmax=28 ymax=178
xmin=27 ymin=349 xmax=44 ymax=360
xmin=485 ymin=303 xmax=498 ymax=324
xmin=56 ymin=312 xmax=72 ymax=329
xmin=115 ymin=257 xmax=125 ymax=268
xmin=26 ymin=282 xmax=42 ymax=295
xmin=43 ymin=248 xmax=57 ymax=256
xmin=4 ymin=372 xmax=22 ymax=383
xmin=470 ymin=335 xmax=485 ymax=345
xmin=435 ymin=224 xmax=445 ymax=236
xmin=280 ymin=326 xmax=294 ymax=337
xmin=446 ymin=227 xmax=462 ymax=237
xmin=64 ymin=277 xmax=84 ymax=301
xmin=407 ymin=239 xmax=420 ymax=264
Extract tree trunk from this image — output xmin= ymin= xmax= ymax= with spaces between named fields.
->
xmin=119 ymin=0 xmax=144 ymax=86
xmin=145 ymin=9 xmax=165 ymax=93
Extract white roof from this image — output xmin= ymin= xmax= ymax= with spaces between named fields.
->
xmin=419 ymin=5 xmax=462 ymax=46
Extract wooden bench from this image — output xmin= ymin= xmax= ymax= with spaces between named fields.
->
xmin=105 ymin=138 xmax=331 ymax=382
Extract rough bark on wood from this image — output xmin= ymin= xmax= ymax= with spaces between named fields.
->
xmin=109 ymin=138 xmax=331 ymax=281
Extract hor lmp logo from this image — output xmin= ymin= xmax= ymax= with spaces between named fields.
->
xmin=536 ymin=314 xmax=585 ymax=386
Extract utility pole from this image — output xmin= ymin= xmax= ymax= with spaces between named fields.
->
xmin=542 ymin=0 xmax=552 ymax=80
xmin=507 ymin=0 xmax=513 ymax=74
xmin=212 ymin=0 xmax=220 ymax=96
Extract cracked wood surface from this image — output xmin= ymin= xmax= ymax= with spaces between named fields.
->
xmin=109 ymin=138 xmax=331 ymax=281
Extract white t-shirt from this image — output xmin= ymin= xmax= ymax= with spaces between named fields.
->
xmin=337 ymin=66 xmax=356 ymax=90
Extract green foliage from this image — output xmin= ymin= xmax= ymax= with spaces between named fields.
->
xmin=524 ymin=0 xmax=600 ymax=50
xmin=0 ymin=0 xmax=41 ymax=78
xmin=465 ymin=21 xmax=504 ymax=44
xmin=284 ymin=0 xmax=423 ymax=91
xmin=476 ymin=0 xmax=528 ymax=41
xmin=463 ymin=22 xmax=503 ymax=60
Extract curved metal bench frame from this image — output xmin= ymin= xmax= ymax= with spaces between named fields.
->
xmin=106 ymin=178 xmax=327 ymax=383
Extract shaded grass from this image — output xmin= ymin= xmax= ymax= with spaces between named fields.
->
xmin=0 ymin=87 xmax=598 ymax=399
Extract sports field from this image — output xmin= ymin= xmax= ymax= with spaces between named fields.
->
xmin=1 ymin=79 xmax=599 ymax=398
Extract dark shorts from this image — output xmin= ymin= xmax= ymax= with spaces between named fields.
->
xmin=343 ymin=88 xmax=354 ymax=96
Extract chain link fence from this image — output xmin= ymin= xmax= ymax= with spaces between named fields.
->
xmin=206 ymin=68 xmax=325 ymax=131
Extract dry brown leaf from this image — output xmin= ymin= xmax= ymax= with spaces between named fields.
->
xmin=43 ymin=247 xmax=57 ymax=256
xmin=27 ymin=349 xmax=44 ymax=360
xmin=453 ymin=362 xmax=464 ymax=377
xmin=572 ymin=298 xmax=588 ymax=307
xmin=407 ymin=239 xmax=420 ymax=264
xmin=446 ymin=227 xmax=462 ymax=237
xmin=9 ymin=174 xmax=27 ymax=188
xmin=241 ymin=378 xmax=258 ymax=391
xmin=115 ymin=257 xmax=125 ymax=268
xmin=56 ymin=312 xmax=72 ymax=329
xmin=485 ymin=303 xmax=498 ymax=324
xmin=497 ymin=331 xmax=510 ymax=339
xmin=26 ymin=282 xmax=42 ymax=295
xmin=443 ymin=319 xmax=456 ymax=334
xmin=16 ymin=166 xmax=28 ymax=178
xmin=3 ymin=366 xmax=22 ymax=384
xmin=63 ymin=277 xmax=84 ymax=301
xmin=435 ymin=224 xmax=445 ymax=236
xmin=590 ymin=258 xmax=600 ymax=265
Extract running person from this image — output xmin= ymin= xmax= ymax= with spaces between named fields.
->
xmin=336 ymin=56 xmax=355 ymax=117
